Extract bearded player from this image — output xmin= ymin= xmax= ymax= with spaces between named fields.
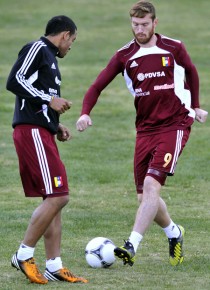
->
xmin=76 ymin=1 xmax=208 ymax=267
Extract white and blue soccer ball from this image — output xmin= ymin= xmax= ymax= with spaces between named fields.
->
xmin=85 ymin=237 xmax=116 ymax=268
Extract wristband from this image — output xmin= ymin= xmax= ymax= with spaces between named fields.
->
xmin=49 ymin=96 xmax=54 ymax=106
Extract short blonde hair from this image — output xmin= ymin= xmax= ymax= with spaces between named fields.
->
xmin=129 ymin=1 xmax=156 ymax=20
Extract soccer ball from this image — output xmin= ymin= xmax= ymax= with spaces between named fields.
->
xmin=85 ymin=237 xmax=116 ymax=268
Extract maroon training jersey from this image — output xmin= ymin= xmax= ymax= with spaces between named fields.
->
xmin=81 ymin=33 xmax=200 ymax=135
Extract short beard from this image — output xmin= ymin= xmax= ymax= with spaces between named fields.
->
xmin=133 ymin=30 xmax=154 ymax=45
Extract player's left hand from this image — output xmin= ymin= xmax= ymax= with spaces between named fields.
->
xmin=57 ymin=123 xmax=72 ymax=142
xmin=194 ymin=108 xmax=208 ymax=123
xmin=76 ymin=114 xmax=92 ymax=132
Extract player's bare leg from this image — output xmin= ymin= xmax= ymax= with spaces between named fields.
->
xmin=137 ymin=195 xmax=171 ymax=228
xmin=115 ymin=176 xmax=184 ymax=266
xmin=115 ymin=176 xmax=161 ymax=265
xmin=11 ymin=196 xmax=69 ymax=283
xmin=133 ymin=176 xmax=161 ymax=235
xmin=43 ymin=207 xmax=88 ymax=283
xmin=138 ymin=186 xmax=185 ymax=266
xmin=23 ymin=196 xmax=69 ymax=247
xmin=44 ymin=212 xmax=62 ymax=259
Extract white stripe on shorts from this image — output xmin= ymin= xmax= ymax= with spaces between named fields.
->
xmin=32 ymin=128 xmax=53 ymax=194
xmin=170 ymin=130 xmax=183 ymax=174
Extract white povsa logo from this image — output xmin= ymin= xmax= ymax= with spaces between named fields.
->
xmin=137 ymin=71 xmax=165 ymax=81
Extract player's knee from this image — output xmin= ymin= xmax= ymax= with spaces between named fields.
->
xmin=143 ymin=175 xmax=162 ymax=194
xmin=46 ymin=195 xmax=69 ymax=208
xmin=60 ymin=195 xmax=69 ymax=207
xmin=146 ymin=169 xmax=167 ymax=186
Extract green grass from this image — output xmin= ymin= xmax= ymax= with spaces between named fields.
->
xmin=1 ymin=0 xmax=210 ymax=289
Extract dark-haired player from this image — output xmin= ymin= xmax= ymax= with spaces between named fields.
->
xmin=7 ymin=15 xmax=87 ymax=284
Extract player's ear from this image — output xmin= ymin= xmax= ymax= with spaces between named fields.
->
xmin=154 ymin=18 xmax=158 ymax=28
xmin=62 ymin=31 xmax=70 ymax=40
xmin=62 ymin=31 xmax=71 ymax=40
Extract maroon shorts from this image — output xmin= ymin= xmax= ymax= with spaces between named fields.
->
xmin=13 ymin=125 xmax=69 ymax=198
xmin=134 ymin=128 xmax=190 ymax=193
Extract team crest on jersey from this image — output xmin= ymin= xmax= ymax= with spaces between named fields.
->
xmin=162 ymin=57 xmax=171 ymax=67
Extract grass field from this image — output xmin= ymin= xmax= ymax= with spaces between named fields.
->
xmin=0 ymin=0 xmax=210 ymax=289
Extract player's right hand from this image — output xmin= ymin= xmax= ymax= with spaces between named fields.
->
xmin=76 ymin=114 xmax=92 ymax=131
xmin=49 ymin=97 xmax=72 ymax=114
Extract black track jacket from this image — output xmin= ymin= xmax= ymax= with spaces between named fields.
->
xmin=6 ymin=37 xmax=62 ymax=134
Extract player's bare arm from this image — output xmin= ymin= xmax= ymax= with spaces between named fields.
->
xmin=76 ymin=114 xmax=92 ymax=132
xmin=194 ymin=108 xmax=208 ymax=123
xmin=49 ymin=97 xmax=72 ymax=114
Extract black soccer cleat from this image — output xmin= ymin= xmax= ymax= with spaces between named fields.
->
xmin=114 ymin=240 xmax=135 ymax=266
xmin=168 ymin=225 xmax=185 ymax=266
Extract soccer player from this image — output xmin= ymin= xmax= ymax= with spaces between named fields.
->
xmin=76 ymin=1 xmax=208 ymax=267
xmin=6 ymin=16 xmax=87 ymax=284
